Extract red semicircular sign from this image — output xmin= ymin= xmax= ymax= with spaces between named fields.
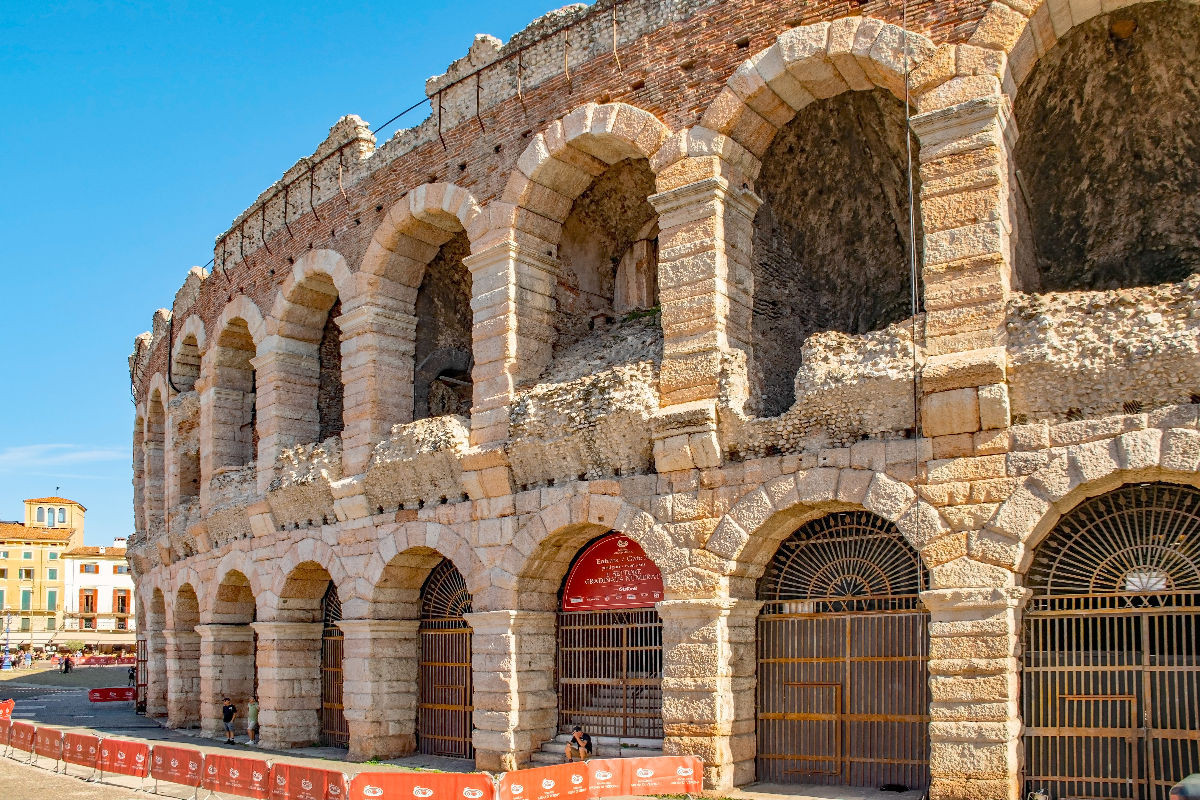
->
xmin=562 ymin=534 xmax=664 ymax=611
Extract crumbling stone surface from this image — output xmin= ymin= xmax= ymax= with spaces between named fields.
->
xmin=365 ymin=415 xmax=471 ymax=511
xmin=414 ymin=233 xmax=473 ymax=420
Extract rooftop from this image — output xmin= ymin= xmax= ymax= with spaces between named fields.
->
xmin=62 ymin=546 xmax=128 ymax=558
xmin=0 ymin=522 xmax=74 ymax=542
xmin=25 ymin=497 xmax=86 ymax=510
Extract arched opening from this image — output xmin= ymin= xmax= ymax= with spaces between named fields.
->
xmin=145 ymin=389 xmax=167 ymax=527
xmin=320 ymin=581 xmax=348 ymax=749
xmin=317 ymin=299 xmax=344 ymax=441
xmin=170 ymin=583 xmax=202 ymax=728
xmin=57 ymin=507 xmax=65 ymax=524
xmin=417 ymin=558 xmax=474 ymax=759
xmin=1012 ymin=4 xmax=1200 ymax=293
xmin=210 ymin=318 xmax=257 ymax=470
xmin=36 ymin=507 xmax=44 ymax=523
xmin=750 ymin=89 xmax=922 ymax=416
xmin=145 ymin=588 xmax=168 ymax=717
xmin=556 ymin=532 xmax=664 ymax=744
xmin=1022 ymin=482 xmax=1200 ymax=800
xmin=414 ymin=232 xmax=474 ymax=421
xmin=133 ymin=416 xmax=145 ymax=531
xmin=553 ymin=158 xmax=659 ymax=360
xmin=756 ymin=510 xmax=929 ymax=790
xmin=173 ymin=334 xmax=200 ymax=392
xmin=209 ymin=570 xmax=258 ymax=725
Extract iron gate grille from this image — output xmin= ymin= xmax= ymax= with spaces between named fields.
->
xmin=136 ymin=637 xmax=147 ymax=715
xmin=418 ymin=559 xmax=475 ymax=759
xmin=757 ymin=510 xmax=930 ymax=790
xmin=320 ymin=582 xmax=349 ymax=749
xmin=557 ymin=608 xmax=663 ymax=739
xmin=1023 ymin=483 xmax=1200 ymax=800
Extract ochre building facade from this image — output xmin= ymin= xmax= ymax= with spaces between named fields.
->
xmin=127 ymin=1 xmax=1200 ymax=798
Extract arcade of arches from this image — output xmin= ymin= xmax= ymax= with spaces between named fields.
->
xmin=129 ymin=3 xmax=1200 ymax=800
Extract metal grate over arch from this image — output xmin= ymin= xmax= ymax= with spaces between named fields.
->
xmin=420 ymin=558 xmax=473 ymax=620
xmin=418 ymin=558 xmax=474 ymax=759
xmin=319 ymin=581 xmax=348 ymax=748
xmin=757 ymin=510 xmax=929 ymax=790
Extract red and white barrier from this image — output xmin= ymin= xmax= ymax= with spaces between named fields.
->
xmin=498 ymin=762 xmax=589 ymax=800
xmin=201 ymin=752 xmax=272 ymax=799
xmin=9 ymin=721 xmax=36 ymax=754
xmin=62 ymin=731 xmax=101 ymax=770
xmin=97 ymin=737 xmax=151 ymax=777
xmin=270 ymin=762 xmax=350 ymax=800
xmin=89 ymin=687 xmax=136 ymax=702
xmin=150 ymin=743 xmax=205 ymax=787
xmin=349 ymin=770 xmax=495 ymax=800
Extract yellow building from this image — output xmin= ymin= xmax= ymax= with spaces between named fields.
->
xmin=0 ymin=497 xmax=85 ymax=649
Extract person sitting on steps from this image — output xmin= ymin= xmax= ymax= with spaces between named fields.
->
xmin=564 ymin=725 xmax=592 ymax=763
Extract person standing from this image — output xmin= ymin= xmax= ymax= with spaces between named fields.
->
xmin=564 ymin=725 xmax=592 ymax=762
xmin=246 ymin=696 xmax=260 ymax=745
xmin=221 ymin=697 xmax=237 ymax=743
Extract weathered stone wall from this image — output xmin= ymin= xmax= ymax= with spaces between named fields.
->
xmin=318 ymin=300 xmax=345 ymax=441
xmin=414 ymin=233 xmax=474 ymax=420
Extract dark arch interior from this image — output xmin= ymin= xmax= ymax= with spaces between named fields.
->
xmin=751 ymin=89 xmax=922 ymax=416
xmin=317 ymin=299 xmax=344 ymax=440
xmin=1012 ymin=4 xmax=1200 ymax=293
xmin=414 ymin=231 xmax=474 ymax=421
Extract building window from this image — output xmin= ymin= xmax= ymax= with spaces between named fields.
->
xmin=22 ymin=552 xmax=32 ymax=560
xmin=35 ymin=507 xmax=44 ymax=523
xmin=47 ymin=552 xmax=57 ymax=560
xmin=46 ymin=590 xmax=57 ymax=611
xmin=80 ymin=590 xmax=97 ymax=614
xmin=117 ymin=618 xmax=128 ymax=630
xmin=114 ymin=564 xmax=129 ymax=575
xmin=46 ymin=568 xmax=57 ymax=581
xmin=81 ymin=563 xmax=98 ymax=574
xmin=0 ymin=590 xmax=5 ymax=609
xmin=18 ymin=569 xmax=33 ymax=581
xmin=20 ymin=590 xmax=31 ymax=611
xmin=46 ymin=617 xmax=55 ymax=631
xmin=115 ymin=591 xmax=129 ymax=614
xmin=57 ymin=508 xmax=65 ymax=524
xmin=0 ymin=569 xmax=6 ymax=579
xmin=20 ymin=618 xmax=30 ymax=632
xmin=82 ymin=618 xmax=95 ymax=630
xmin=0 ymin=551 xmax=8 ymax=559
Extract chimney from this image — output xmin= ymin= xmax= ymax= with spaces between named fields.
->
xmin=113 ymin=537 xmax=126 ymax=548
xmin=98 ymin=547 xmax=106 ymax=555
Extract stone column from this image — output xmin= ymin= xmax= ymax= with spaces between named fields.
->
xmin=143 ymin=439 xmax=165 ymax=531
xmin=463 ymin=240 xmax=558 ymax=449
xmin=337 ymin=302 xmax=418 ymax=476
xmin=657 ymin=598 xmax=761 ymax=791
xmin=921 ymin=586 xmax=1029 ymax=800
xmin=647 ymin=171 xmax=760 ymax=472
xmin=163 ymin=629 xmax=201 ymax=728
xmin=337 ymin=619 xmax=420 ymax=761
xmin=463 ymin=610 xmax=556 ymax=771
xmin=251 ymin=341 xmax=320 ymax=493
xmin=145 ymin=629 xmax=168 ymax=718
xmin=251 ymin=621 xmax=323 ymax=749
xmin=196 ymin=624 xmax=257 ymax=738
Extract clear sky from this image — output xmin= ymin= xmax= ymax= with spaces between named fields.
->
xmin=0 ymin=0 xmax=571 ymax=545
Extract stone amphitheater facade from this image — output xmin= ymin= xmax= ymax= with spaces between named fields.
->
xmin=127 ymin=1 xmax=1200 ymax=798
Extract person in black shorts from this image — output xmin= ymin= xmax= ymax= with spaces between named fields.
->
xmin=221 ymin=697 xmax=237 ymax=742
xmin=564 ymin=725 xmax=591 ymax=762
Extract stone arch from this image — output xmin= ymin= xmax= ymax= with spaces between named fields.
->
xmin=144 ymin=377 xmax=169 ymax=530
xmin=133 ymin=410 xmax=146 ymax=533
xmin=171 ymin=580 xmax=201 ymax=632
xmin=148 ymin=585 xmax=167 ymax=630
xmin=171 ymin=315 xmax=205 ymax=391
xmin=976 ymin=427 xmax=1200 ymax=575
xmin=264 ymin=538 xmax=351 ymax=622
xmin=360 ymin=522 xmax=484 ymax=619
xmin=212 ymin=295 xmax=266 ymax=348
xmin=501 ymin=489 xmax=678 ymax=611
xmin=359 ymin=183 xmax=481 ymax=287
xmin=208 ymin=567 xmax=260 ymax=625
xmin=203 ymin=297 xmax=265 ymax=477
xmin=267 ymin=249 xmax=356 ymax=342
xmin=706 ymin=466 xmax=949 ymax=599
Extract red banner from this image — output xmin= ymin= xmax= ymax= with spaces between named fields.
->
xmin=77 ymin=656 xmax=136 ymax=666
xmin=0 ymin=698 xmax=14 ymax=719
xmin=625 ymin=756 xmax=702 ymax=795
xmin=561 ymin=534 xmax=663 ymax=611
xmin=151 ymin=744 xmax=205 ymax=787
xmin=350 ymin=770 xmax=494 ymax=800
xmin=499 ymin=762 xmax=589 ymax=800
xmin=9 ymin=721 xmax=36 ymax=752
xmin=98 ymin=738 xmax=150 ymax=777
xmin=63 ymin=732 xmax=100 ymax=767
xmin=89 ymin=687 xmax=136 ymax=702
xmin=269 ymin=763 xmax=349 ymax=800
xmin=202 ymin=753 xmax=272 ymax=799
xmin=34 ymin=727 xmax=64 ymax=760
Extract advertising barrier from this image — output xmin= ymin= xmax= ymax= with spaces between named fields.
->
xmin=0 ymin=698 xmax=14 ymax=719
xmin=89 ymin=687 xmax=137 ymax=702
xmin=0 ymin=717 xmax=11 ymax=747
xmin=77 ymin=656 xmax=137 ymax=666
xmin=9 ymin=721 xmax=36 ymax=753
xmin=33 ymin=727 xmax=64 ymax=761
xmin=63 ymin=732 xmax=101 ymax=768
xmin=269 ymin=762 xmax=349 ymax=800
xmin=98 ymin=737 xmax=151 ymax=777
xmin=498 ymin=762 xmax=589 ymax=800
xmin=201 ymin=753 xmax=272 ymax=799
xmin=151 ymin=744 xmax=205 ymax=787
xmin=624 ymin=756 xmax=702 ymax=795
xmin=350 ymin=770 xmax=495 ymax=800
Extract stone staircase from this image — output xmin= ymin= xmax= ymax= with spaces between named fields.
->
xmin=530 ymin=683 xmax=663 ymax=765
xmin=530 ymin=733 xmax=664 ymax=766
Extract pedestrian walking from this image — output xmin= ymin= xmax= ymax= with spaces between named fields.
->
xmin=128 ymin=666 xmax=136 ymax=686
xmin=221 ymin=697 xmax=237 ymax=743
xmin=564 ymin=725 xmax=592 ymax=762
xmin=246 ymin=696 xmax=260 ymax=745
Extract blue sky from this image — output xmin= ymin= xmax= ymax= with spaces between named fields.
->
xmin=0 ymin=0 xmax=568 ymax=544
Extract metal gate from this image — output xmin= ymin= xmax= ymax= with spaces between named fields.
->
xmin=757 ymin=511 xmax=930 ymax=790
xmin=320 ymin=582 xmax=348 ymax=748
xmin=1023 ymin=483 xmax=1200 ymax=800
xmin=135 ymin=637 xmax=147 ymax=714
xmin=557 ymin=608 xmax=663 ymax=739
xmin=418 ymin=559 xmax=474 ymax=759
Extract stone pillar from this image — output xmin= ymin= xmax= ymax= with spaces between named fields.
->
xmin=337 ymin=619 xmax=420 ymax=760
xmin=163 ymin=629 xmax=201 ymax=728
xmin=657 ymin=598 xmax=761 ymax=791
xmin=921 ymin=586 xmax=1029 ymax=800
xmin=143 ymin=440 xmax=165 ymax=531
xmin=251 ymin=341 xmax=320 ymax=493
xmin=463 ymin=241 xmax=558 ymax=449
xmin=647 ymin=171 xmax=760 ymax=472
xmin=251 ymin=621 xmax=324 ymax=749
xmin=145 ymin=629 xmax=168 ymax=718
xmin=196 ymin=624 xmax=257 ymax=738
xmin=464 ymin=610 xmax=556 ymax=771
xmin=337 ymin=301 xmax=417 ymax=476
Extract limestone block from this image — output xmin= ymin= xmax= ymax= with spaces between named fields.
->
xmin=836 ymin=468 xmax=873 ymax=505
xmin=967 ymin=2 xmax=1030 ymax=52
xmin=929 ymin=557 xmax=1016 ymax=590
xmin=1067 ymin=439 xmax=1121 ymax=487
xmin=1161 ymin=427 xmax=1200 ymax=474
xmin=863 ymin=473 xmax=917 ymax=520
xmin=924 ymin=389 xmax=980 ymax=437
xmin=1115 ymin=428 xmax=1163 ymax=473
xmin=933 ymin=433 xmax=975 ymax=460
xmin=795 ymin=468 xmax=839 ymax=504
xmin=826 ymin=17 xmax=871 ymax=90
xmin=977 ymin=383 xmax=1010 ymax=430
xmin=986 ymin=485 xmax=1050 ymax=541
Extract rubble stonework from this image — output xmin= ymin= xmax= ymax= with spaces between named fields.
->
xmin=127 ymin=1 xmax=1200 ymax=798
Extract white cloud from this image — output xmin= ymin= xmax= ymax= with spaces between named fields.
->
xmin=0 ymin=444 xmax=126 ymax=474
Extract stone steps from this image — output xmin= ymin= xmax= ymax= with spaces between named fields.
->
xmin=530 ymin=734 xmax=664 ymax=766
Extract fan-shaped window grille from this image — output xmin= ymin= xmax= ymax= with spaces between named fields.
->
xmin=1027 ymin=482 xmax=1200 ymax=612
xmin=421 ymin=558 xmax=472 ymax=622
xmin=321 ymin=581 xmax=342 ymax=626
xmin=759 ymin=510 xmax=926 ymax=612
